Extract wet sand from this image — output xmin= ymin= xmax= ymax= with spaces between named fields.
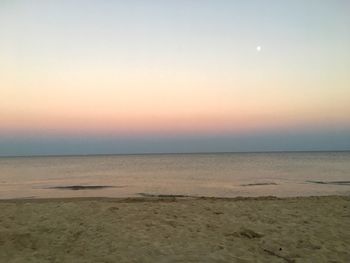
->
xmin=0 ymin=195 xmax=349 ymax=262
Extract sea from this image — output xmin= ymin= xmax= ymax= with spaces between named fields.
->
xmin=0 ymin=151 xmax=349 ymax=199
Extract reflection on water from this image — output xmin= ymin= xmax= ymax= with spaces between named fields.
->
xmin=0 ymin=152 xmax=349 ymax=199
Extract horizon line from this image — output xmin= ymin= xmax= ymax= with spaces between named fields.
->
xmin=1 ymin=150 xmax=349 ymax=158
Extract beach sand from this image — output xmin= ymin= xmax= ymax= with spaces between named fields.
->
xmin=0 ymin=196 xmax=349 ymax=262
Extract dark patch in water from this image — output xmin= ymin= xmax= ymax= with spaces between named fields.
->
xmin=241 ymin=182 xmax=278 ymax=187
xmin=138 ymin=193 xmax=191 ymax=198
xmin=47 ymin=185 xmax=121 ymax=190
xmin=11 ymin=196 xmax=37 ymax=200
xmin=306 ymin=180 xmax=350 ymax=186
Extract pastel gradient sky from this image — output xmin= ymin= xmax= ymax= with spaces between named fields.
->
xmin=1 ymin=0 xmax=350 ymax=155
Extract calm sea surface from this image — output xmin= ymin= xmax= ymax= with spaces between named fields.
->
xmin=0 ymin=152 xmax=349 ymax=199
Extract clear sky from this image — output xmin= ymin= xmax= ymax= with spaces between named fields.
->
xmin=1 ymin=0 xmax=349 ymax=156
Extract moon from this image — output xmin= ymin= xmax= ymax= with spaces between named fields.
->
xmin=256 ymin=46 xmax=261 ymax=52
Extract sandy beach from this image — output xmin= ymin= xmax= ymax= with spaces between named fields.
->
xmin=0 ymin=195 xmax=349 ymax=262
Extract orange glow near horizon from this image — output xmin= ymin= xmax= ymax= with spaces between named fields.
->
xmin=2 ymin=65 xmax=350 ymax=136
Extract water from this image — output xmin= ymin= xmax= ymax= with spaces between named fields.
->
xmin=0 ymin=152 xmax=349 ymax=199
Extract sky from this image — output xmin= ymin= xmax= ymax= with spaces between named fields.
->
xmin=0 ymin=0 xmax=350 ymax=156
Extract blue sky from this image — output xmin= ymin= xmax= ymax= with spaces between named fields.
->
xmin=0 ymin=0 xmax=349 ymax=155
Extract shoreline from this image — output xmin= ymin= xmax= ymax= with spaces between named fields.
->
xmin=0 ymin=194 xmax=348 ymax=203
